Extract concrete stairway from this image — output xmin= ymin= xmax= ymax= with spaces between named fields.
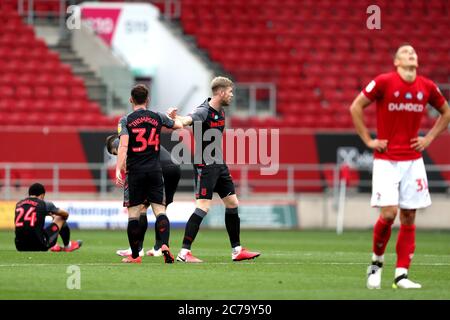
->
xmin=49 ymin=37 xmax=127 ymax=114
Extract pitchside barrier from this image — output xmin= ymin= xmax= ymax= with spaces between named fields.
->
xmin=1 ymin=162 xmax=449 ymax=231
xmin=2 ymin=194 xmax=449 ymax=230
xmin=0 ymin=199 xmax=297 ymax=230
xmin=1 ymin=162 xmax=449 ymax=199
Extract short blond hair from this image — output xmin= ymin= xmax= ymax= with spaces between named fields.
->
xmin=211 ymin=76 xmax=233 ymax=94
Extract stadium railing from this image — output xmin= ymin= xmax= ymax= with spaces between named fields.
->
xmin=1 ymin=162 xmax=449 ymax=201
xmin=231 ymin=82 xmax=277 ymax=117
xmin=18 ymin=0 xmax=77 ymax=38
xmin=17 ymin=0 xmax=181 ymax=37
xmin=150 ymin=0 xmax=181 ymax=20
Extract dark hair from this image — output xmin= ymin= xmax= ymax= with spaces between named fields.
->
xmin=131 ymin=84 xmax=149 ymax=105
xmin=28 ymin=183 xmax=46 ymax=196
xmin=105 ymin=134 xmax=119 ymax=155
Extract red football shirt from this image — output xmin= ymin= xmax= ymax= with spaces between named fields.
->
xmin=362 ymin=71 xmax=446 ymax=161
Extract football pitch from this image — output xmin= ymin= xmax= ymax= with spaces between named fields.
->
xmin=0 ymin=229 xmax=449 ymax=300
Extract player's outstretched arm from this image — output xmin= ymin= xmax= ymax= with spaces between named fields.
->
xmin=171 ymin=118 xmax=184 ymax=130
xmin=166 ymin=107 xmax=193 ymax=127
xmin=350 ymin=93 xmax=387 ymax=152
xmin=411 ymin=101 xmax=450 ymax=152
xmin=177 ymin=115 xmax=193 ymax=127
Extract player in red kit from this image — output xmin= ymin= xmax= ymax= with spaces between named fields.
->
xmin=350 ymin=44 xmax=450 ymax=289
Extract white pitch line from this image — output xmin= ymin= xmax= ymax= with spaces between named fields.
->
xmin=0 ymin=262 xmax=449 ymax=267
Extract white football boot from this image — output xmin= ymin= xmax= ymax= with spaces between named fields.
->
xmin=392 ymin=268 xmax=421 ymax=289
xmin=146 ymin=247 xmax=163 ymax=257
xmin=367 ymin=261 xmax=383 ymax=289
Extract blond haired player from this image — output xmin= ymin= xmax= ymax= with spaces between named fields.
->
xmin=167 ymin=77 xmax=260 ymax=263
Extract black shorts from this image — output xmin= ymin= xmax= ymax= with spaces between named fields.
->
xmin=15 ymin=223 xmax=60 ymax=251
xmin=124 ymin=171 xmax=165 ymax=207
xmin=194 ymin=165 xmax=236 ymax=200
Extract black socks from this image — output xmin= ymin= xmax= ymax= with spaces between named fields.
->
xmin=154 ymin=222 xmax=162 ymax=250
xmin=225 ymin=207 xmax=240 ymax=248
xmin=155 ymin=214 xmax=170 ymax=246
xmin=127 ymin=218 xmax=141 ymax=259
xmin=137 ymin=214 xmax=148 ymax=251
xmin=59 ymin=222 xmax=71 ymax=247
xmin=182 ymin=208 xmax=207 ymax=250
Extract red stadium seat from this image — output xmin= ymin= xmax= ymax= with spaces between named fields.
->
xmin=34 ymin=86 xmax=51 ymax=99
xmin=16 ymin=86 xmax=34 ymax=99
xmin=0 ymin=72 xmax=16 ymax=85
xmin=8 ymin=112 xmax=29 ymax=126
xmin=71 ymin=86 xmax=87 ymax=99
xmin=12 ymin=99 xmax=32 ymax=112
xmin=33 ymin=99 xmax=52 ymax=113
xmin=53 ymin=87 xmax=70 ymax=99
xmin=172 ymin=0 xmax=448 ymax=131
xmin=0 ymin=100 xmax=8 ymax=113
xmin=0 ymin=8 xmax=115 ymax=129
xmin=334 ymin=114 xmax=352 ymax=129
xmin=43 ymin=112 xmax=63 ymax=126
xmin=69 ymin=100 xmax=90 ymax=112
xmin=49 ymin=100 xmax=66 ymax=113
xmin=0 ymin=112 xmax=9 ymax=125
xmin=3 ymin=0 xmax=447 ymax=132
xmin=0 ymin=85 xmax=14 ymax=98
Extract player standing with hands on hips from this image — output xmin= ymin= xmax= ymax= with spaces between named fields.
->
xmin=350 ymin=44 xmax=450 ymax=289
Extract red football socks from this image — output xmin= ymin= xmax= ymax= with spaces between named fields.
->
xmin=372 ymin=216 xmax=394 ymax=256
xmin=396 ymin=224 xmax=416 ymax=269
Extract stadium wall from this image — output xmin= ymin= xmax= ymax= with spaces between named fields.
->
xmin=2 ymin=195 xmax=450 ymax=230
xmin=0 ymin=199 xmax=297 ymax=230
xmin=297 ymin=194 xmax=450 ymax=230
xmin=1 ymin=129 xmax=449 ymax=193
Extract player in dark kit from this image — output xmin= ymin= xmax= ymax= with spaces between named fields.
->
xmin=167 ymin=76 xmax=260 ymax=263
xmin=116 ymin=84 xmax=182 ymax=263
xmin=105 ymin=134 xmax=181 ymax=257
xmin=14 ymin=183 xmax=82 ymax=252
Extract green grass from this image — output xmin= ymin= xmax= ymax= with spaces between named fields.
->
xmin=0 ymin=229 xmax=449 ymax=300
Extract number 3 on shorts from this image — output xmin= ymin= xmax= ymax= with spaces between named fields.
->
xmin=416 ymin=178 xmax=428 ymax=192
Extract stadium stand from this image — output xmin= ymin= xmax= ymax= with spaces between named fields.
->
xmin=178 ymin=0 xmax=448 ymax=130
xmin=0 ymin=1 xmax=118 ymax=128
xmin=18 ymin=0 xmax=444 ymax=130
xmin=0 ymin=1 xmax=120 ymax=191
xmin=0 ymin=0 xmax=448 ymax=195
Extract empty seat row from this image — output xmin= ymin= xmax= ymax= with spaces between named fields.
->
xmin=0 ymin=3 xmax=117 ymax=129
xmin=0 ymin=85 xmax=87 ymax=99
xmin=0 ymin=111 xmax=117 ymax=127
xmin=0 ymin=98 xmax=98 ymax=113
xmin=176 ymin=0 xmax=449 ymax=130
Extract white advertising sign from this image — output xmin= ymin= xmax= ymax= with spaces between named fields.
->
xmin=48 ymin=200 xmax=195 ymax=229
xmin=80 ymin=3 xmax=158 ymax=76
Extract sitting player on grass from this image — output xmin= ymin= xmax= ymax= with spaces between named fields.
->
xmin=14 ymin=183 xmax=82 ymax=252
